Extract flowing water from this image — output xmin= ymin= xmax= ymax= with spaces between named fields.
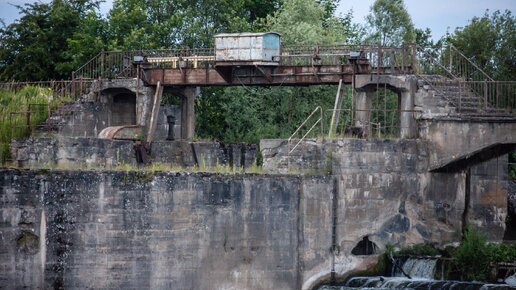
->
xmin=318 ymin=258 xmax=516 ymax=290
xmin=392 ymin=258 xmax=437 ymax=279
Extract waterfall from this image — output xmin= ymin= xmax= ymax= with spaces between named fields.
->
xmin=320 ymin=257 xmax=514 ymax=289
xmin=341 ymin=277 xmax=510 ymax=290
xmin=393 ymin=258 xmax=437 ymax=279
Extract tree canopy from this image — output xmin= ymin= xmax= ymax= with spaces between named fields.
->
xmin=0 ymin=0 xmax=513 ymax=146
xmin=366 ymin=0 xmax=415 ymax=45
xmin=447 ymin=10 xmax=515 ymax=81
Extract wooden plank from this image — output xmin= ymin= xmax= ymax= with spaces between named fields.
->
xmin=328 ymin=79 xmax=345 ymax=136
xmin=146 ymin=81 xmax=163 ymax=143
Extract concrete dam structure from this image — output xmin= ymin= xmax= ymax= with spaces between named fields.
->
xmin=1 ymin=34 xmax=515 ymax=289
xmin=0 ymin=145 xmax=510 ymax=289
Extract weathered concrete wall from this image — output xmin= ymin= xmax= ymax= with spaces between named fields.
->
xmin=10 ymin=137 xmax=136 ymax=167
xmin=470 ymin=156 xmax=509 ymax=238
xmin=261 ymin=138 xmax=507 ymax=244
xmin=0 ymin=168 xmax=466 ymax=290
xmin=59 ymin=103 xmax=181 ymax=140
xmin=0 ymin=141 xmax=509 ymax=290
xmin=0 ymin=170 xmax=307 ymax=289
xmin=419 ymin=120 xmax=516 ymax=169
xmin=10 ymin=137 xmax=257 ymax=169
xmin=414 ymin=76 xmax=458 ymax=118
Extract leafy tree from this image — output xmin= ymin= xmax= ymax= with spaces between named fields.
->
xmin=510 ymin=151 xmax=516 ymax=180
xmin=244 ymin=0 xmax=281 ymax=25
xmin=263 ymin=0 xmax=358 ymax=45
xmin=66 ymin=9 xmax=108 ymax=71
xmin=196 ymin=0 xmax=363 ymax=144
xmin=107 ymin=0 xmax=151 ymax=49
xmin=0 ymin=0 xmax=103 ymax=81
xmin=447 ymin=10 xmax=515 ymax=81
xmin=107 ymin=0 xmax=270 ymax=50
xmin=366 ymin=0 xmax=415 ymax=46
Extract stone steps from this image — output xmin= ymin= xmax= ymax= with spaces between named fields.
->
xmin=417 ymin=75 xmax=513 ymax=117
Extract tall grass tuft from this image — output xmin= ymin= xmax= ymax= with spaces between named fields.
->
xmin=0 ymin=86 xmax=71 ymax=165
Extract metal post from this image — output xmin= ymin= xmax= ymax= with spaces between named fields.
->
xmin=484 ymin=80 xmax=488 ymax=110
xmin=101 ymin=52 xmax=105 ymax=79
xmin=26 ymin=110 xmax=30 ymax=131
xmin=449 ymin=45 xmax=453 ymax=72
xmin=458 ymin=81 xmax=462 ymax=112
xmin=71 ymin=72 xmax=76 ymax=98
xmin=377 ymin=45 xmax=382 ymax=73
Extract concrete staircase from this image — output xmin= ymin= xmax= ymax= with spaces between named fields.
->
xmin=417 ymin=75 xmax=513 ymax=118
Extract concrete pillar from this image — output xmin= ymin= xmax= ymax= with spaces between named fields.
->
xmin=181 ymin=87 xmax=200 ymax=140
xmin=137 ymin=86 xmax=154 ymax=128
xmin=399 ymin=79 xmax=417 ymax=139
xmin=355 ymin=90 xmax=372 ymax=137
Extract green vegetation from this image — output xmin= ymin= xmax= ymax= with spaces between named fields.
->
xmin=391 ymin=228 xmax=516 ymax=282
xmin=25 ymin=160 xmax=265 ymax=175
xmin=453 ymin=227 xmax=516 ymax=281
xmin=366 ymin=0 xmax=415 ymax=45
xmin=0 ymin=86 xmax=70 ymax=164
xmin=395 ymin=243 xmax=442 ymax=257
xmin=0 ymin=0 xmax=513 ymax=146
xmin=509 ymin=151 xmax=516 ymax=179
xmin=447 ymin=10 xmax=515 ymax=81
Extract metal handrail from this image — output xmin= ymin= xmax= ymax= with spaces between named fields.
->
xmin=448 ymin=44 xmax=493 ymax=81
xmin=288 ymin=106 xmax=323 ymax=155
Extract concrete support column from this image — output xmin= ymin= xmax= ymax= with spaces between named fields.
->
xmin=181 ymin=87 xmax=200 ymax=141
xmin=137 ymin=86 xmax=154 ymax=129
xmin=399 ymin=79 xmax=417 ymax=139
xmin=355 ymin=90 xmax=372 ymax=137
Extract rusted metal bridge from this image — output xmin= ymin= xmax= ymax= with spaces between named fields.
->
xmin=1 ymin=42 xmax=515 ymax=121
xmin=72 ymin=44 xmax=417 ymax=87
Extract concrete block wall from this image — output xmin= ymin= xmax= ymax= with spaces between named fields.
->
xmin=0 ymin=170 xmax=306 ymax=289
xmin=59 ymin=103 xmax=180 ymax=140
xmin=0 ymin=168 xmax=480 ymax=290
xmin=470 ymin=156 xmax=509 ymax=238
xmin=10 ymin=138 xmax=257 ymax=169
xmin=261 ymin=138 xmax=507 ymax=244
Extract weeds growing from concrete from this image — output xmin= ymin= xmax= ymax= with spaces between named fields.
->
xmin=0 ymin=86 xmax=72 ymax=165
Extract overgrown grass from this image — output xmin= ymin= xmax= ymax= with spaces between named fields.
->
xmin=26 ymin=160 xmax=265 ymax=174
xmin=0 ymin=86 xmax=72 ymax=165
xmin=453 ymin=227 xmax=516 ymax=281
xmin=395 ymin=243 xmax=442 ymax=257
xmin=389 ymin=229 xmax=516 ymax=282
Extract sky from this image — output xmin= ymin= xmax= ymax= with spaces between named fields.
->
xmin=0 ymin=0 xmax=514 ymax=41
xmin=337 ymin=0 xmax=515 ymax=40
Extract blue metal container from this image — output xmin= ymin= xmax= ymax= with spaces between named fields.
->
xmin=214 ymin=32 xmax=281 ymax=64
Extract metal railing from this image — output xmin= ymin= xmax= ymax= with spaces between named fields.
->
xmin=71 ymin=44 xmax=420 ymax=80
xmin=8 ymin=103 xmax=83 ymax=134
xmin=0 ymin=79 xmax=96 ymax=101
xmin=72 ymin=48 xmax=216 ymax=79
xmin=1 ymin=43 xmax=513 ymax=119
xmin=459 ymin=81 xmax=515 ymax=114
xmin=416 ymin=44 xmax=515 ymax=116
xmin=288 ymin=106 xmax=323 ymax=155
xmin=287 ymin=107 xmax=420 ymax=146
xmin=278 ymin=44 xmax=416 ymax=73
xmin=322 ymin=108 xmax=421 ymax=139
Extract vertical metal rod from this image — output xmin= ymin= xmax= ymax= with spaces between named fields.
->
xmin=484 ymin=80 xmax=488 ymax=110
xmin=458 ymin=81 xmax=462 ymax=112
xmin=26 ymin=110 xmax=30 ymax=131
xmin=101 ymin=52 xmax=105 ymax=80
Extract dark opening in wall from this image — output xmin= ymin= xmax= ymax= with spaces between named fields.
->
xmin=112 ymin=92 xmax=136 ymax=126
xmin=351 ymin=236 xmax=378 ymax=255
